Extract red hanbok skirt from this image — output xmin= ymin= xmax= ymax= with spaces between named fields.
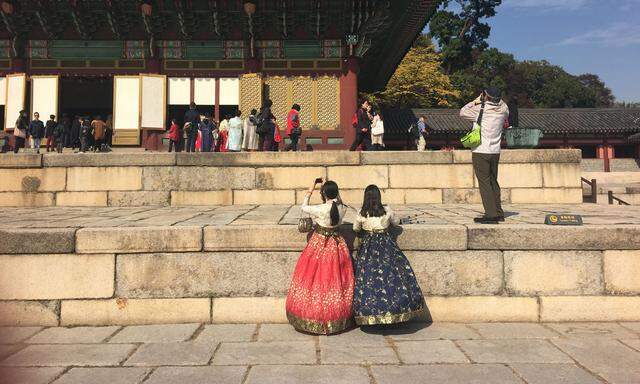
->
xmin=286 ymin=228 xmax=354 ymax=335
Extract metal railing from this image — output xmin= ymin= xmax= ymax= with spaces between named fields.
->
xmin=608 ymin=191 xmax=630 ymax=206
xmin=581 ymin=177 xmax=597 ymax=204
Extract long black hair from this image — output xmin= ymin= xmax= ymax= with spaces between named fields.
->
xmin=320 ymin=180 xmax=341 ymax=226
xmin=360 ymin=184 xmax=386 ymax=218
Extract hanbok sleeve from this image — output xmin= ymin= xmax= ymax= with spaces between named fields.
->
xmin=301 ymin=194 xmax=322 ymax=217
xmin=386 ymin=206 xmax=400 ymax=227
xmin=353 ymin=213 xmax=364 ymax=232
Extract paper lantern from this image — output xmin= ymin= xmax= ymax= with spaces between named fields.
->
xmin=243 ymin=2 xmax=255 ymax=15
xmin=141 ymin=3 xmax=152 ymax=16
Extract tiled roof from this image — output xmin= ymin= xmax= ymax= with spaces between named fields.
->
xmin=384 ymin=108 xmax=640 ymax=136
xmin=629 ymin=133 xmax=640 ymax=143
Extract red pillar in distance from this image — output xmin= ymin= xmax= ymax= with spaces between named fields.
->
xmin=340 ymin=56 xmax=359 ymax=149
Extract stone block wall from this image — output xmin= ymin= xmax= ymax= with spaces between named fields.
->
xmin=1 ymin=224 xmax=639 ymax=325
xmin=0 ymin=150 xmax=583 ymax=207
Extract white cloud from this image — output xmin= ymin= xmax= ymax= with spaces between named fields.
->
xmin=502 ymin=0 xmax=590 ymax=10
xmin=556 ymin=22 xmax=640 ymax=47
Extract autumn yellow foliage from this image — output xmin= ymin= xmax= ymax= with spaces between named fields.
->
xmin=377 ymin=43 xmax=460 ymax=108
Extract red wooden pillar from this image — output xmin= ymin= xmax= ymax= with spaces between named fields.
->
xmin=215 ymin=78 xmax=220 ymax=122
xmin=339 ymin=57 xmax=359 ymax=149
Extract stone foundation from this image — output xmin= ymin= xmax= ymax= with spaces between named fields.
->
xmin=0 ymin=150 xmax=583 ymax=207
xmin=1 ymin=221 xmax=639 ymax=325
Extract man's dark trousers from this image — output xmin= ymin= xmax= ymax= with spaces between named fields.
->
xmin=349 ymin=133 xmax=372 ymax=151
xmin=472 ymin=152 xmax=504 ymax=218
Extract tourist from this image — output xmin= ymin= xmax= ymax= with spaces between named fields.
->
xmin=199 ymin=113 xmax=216 ymax=152
xmin=352 ymin=184 xmax=425 ymax=326
xmin=45 ymin=115 xmax=57 ymax=152
xmin=218 ymin=115 xmax=230 ymax=152
xmin=272 ymin=116 xmax=282 ymax=152
xmin=460 ymin=87 xmax=510 ymax=224
xmin=13 ymin=110 xmax=28 ymax=154
xmin=168 ymin=118 xmax=181 ymax=152
xmin=104 ymin=115 xmax=113 ymax=149
xmin=70 ymin=116 xmax=82 ymax=151
xmin=349 ymin=99 xmax=372 ymax=151
xmin=257 ymin=99 xmax=275 ymax=152
xmin=417 ymin=116 xmax=430 ymax=151
xmin=91 ymin=116 xmax=106 ymax=152
xmin=29 ymin=112 xmax=45 ymax=154
xmin=184 ymin=102 xmax=200 ymax=152
xmin=227 ymin=110 xmax=243 ymax=152
xmin=285 ymin=104 xmax=301 ymax=151
xmin=53 ymin=119 xmax=65 ymax=153
xmin=242 ymin=108 xmax=259 ymax=151
xmin=79 ymin=117 xmax=93 ymax=153
xmin=286 ymin=179 xmax=353 ymax=334
xmin=371 ymin=111 xmax=385 ymax=151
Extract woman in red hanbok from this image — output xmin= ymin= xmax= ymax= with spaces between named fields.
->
xmin=286 ymin=180 xmax=354 ymax=334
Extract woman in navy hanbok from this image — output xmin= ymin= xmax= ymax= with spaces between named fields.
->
xmin=352 ymin=184 xmax=425 ymax=325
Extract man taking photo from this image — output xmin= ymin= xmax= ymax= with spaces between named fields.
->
xmin=460 ymin=87 xmax=510 ymax=224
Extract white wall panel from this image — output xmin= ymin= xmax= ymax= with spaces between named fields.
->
xmin=31 ymin=76 xmax=58 ymax=122
xmin=140 ymin=75 xmax=166 ymax=129
xmin=4 ymin=74 xmax=26 ymax=130
xmin=219 ymin=77 xmax=239 ymax=105
xmin=0 ymin=77 xmax=6 ymax=106
xmin=194 ymin=78 xmax=216 ymax=105
xmin=113 ymin=76 xmax=140 ymax=130
xmin=168 ymin=77 xmax=191 ymax=105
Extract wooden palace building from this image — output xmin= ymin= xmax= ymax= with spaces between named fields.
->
xmin=0 ymin=0 xmax=437 ymax=149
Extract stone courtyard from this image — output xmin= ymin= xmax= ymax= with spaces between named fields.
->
xmin=1 ymin=322 xmax=640 ymax=383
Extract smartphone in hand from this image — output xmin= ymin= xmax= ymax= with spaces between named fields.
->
xmin=314 ymin=178 xmax=323 ymax=185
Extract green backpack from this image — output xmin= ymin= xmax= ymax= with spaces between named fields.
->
xmin=461 ymin=100 xmax=485 ymax=149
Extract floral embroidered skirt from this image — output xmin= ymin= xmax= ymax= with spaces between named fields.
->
xmin=353 ymin=232 xmax=425 ymax=325
xmin=286 ymin=229 xmax=354 ymax=335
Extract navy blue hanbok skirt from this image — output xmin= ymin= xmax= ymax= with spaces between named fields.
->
xmin=353 ymin=231 xmax=425 ymax=325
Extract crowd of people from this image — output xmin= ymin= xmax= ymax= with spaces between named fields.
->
xmin=167 ymin=100 xmax=302 ymax=153
xmin=8 ymin=110 xmax=113 ymax=154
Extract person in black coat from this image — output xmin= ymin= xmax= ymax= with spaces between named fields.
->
xmin=45 ymin=114 xmax=57 ymax=152
xmin=183 ymin=102 xmax=201 ymax=152
xmin=257 ymin=99 xmax=275 ymax=152
xmin=69 ymin=115 xmax=81 ymax=150
xmin=29 ymin=112 xmax=45 ymax=154
xmin=53 ymin=120 xmax=65 ymax=153
xmin=349 ymin=99 xmax=372 ymax=151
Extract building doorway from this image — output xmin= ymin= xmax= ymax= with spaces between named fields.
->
xmin=60 ymin=77 xmax=113 ymax=120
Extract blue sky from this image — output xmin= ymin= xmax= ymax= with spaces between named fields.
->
xmin=434 ymin=0 xmax=640 ymax=102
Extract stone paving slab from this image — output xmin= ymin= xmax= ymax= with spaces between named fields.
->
xmin=0 ymin=367 xmax=65 ymax=384
xmin=144 ymin=366 xmax=247 ymax=384
xmin=621 ymin=339 xmax=640 ymax=352
xmin=0 ymin=344 xmax=24 ymax=360
xmin=53 ymin=367 xmax=150 ymax=384
xmin=124 ymin=342 xmax=215 ymax=366
xmin=620 ymin=322 xmax=640 ymax=333
xmin=211 ymin=341 xmax=316 ymax=365
xmin=509 ymin=363 xmax=602 ymax=384
xmin=468 ymin=323 xmax=560 ymax=339
xmin=371 ymin=364 xmax=522 ymax=384
xmin=0 ymin=327 xmax=43 ymax=344
xmin=393 ymin=340 xmax=469 ymax=364
xmin=247 ymin=365 xmax=370 ymax=384
xmin=25 ymin=326 xmax=120 ymax=344
xmin=551 ymin=337 xmax=640 ymax=383
xmin=195 ymin=324 xmax=257 ymax=343
xmin=457 ymin=339 xmax=573 ymax=363
xmin=546 ymin=322 xmax=639 ymax=339
xmin=108 ymin=324 xmax=200 ymax=343
xmin=385 ymin=323 xmax=480 ymax=340
xmin=320 ymin=343 xmax=398 ymax=364
xmin=0 ymin=344 xmax=136 ymax=366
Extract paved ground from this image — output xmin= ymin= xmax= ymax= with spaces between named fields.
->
xmin=1 ymin=204 xmax=639 ymax=228
xmin=0 ymin=322 xmax=639 ymax=383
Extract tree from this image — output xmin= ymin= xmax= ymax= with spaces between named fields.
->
xmin=578 ymin=74 xmax=615 ymax=107
xmin=429 ymin=0 xmax=502 ymax=73
xmin=375 ymin=42 xmax=460 ymax=108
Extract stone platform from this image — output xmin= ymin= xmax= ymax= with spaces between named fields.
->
xmin=1 ymin=204 xmax=639 ymax=326
xmin=0 ymin=149 xmax=583 ymax=207
xmin=1 ymin=321 xmax=639 ymax=384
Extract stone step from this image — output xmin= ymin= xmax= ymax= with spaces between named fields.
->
xmin=3 ymin=223 xmax=640 ymax=254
